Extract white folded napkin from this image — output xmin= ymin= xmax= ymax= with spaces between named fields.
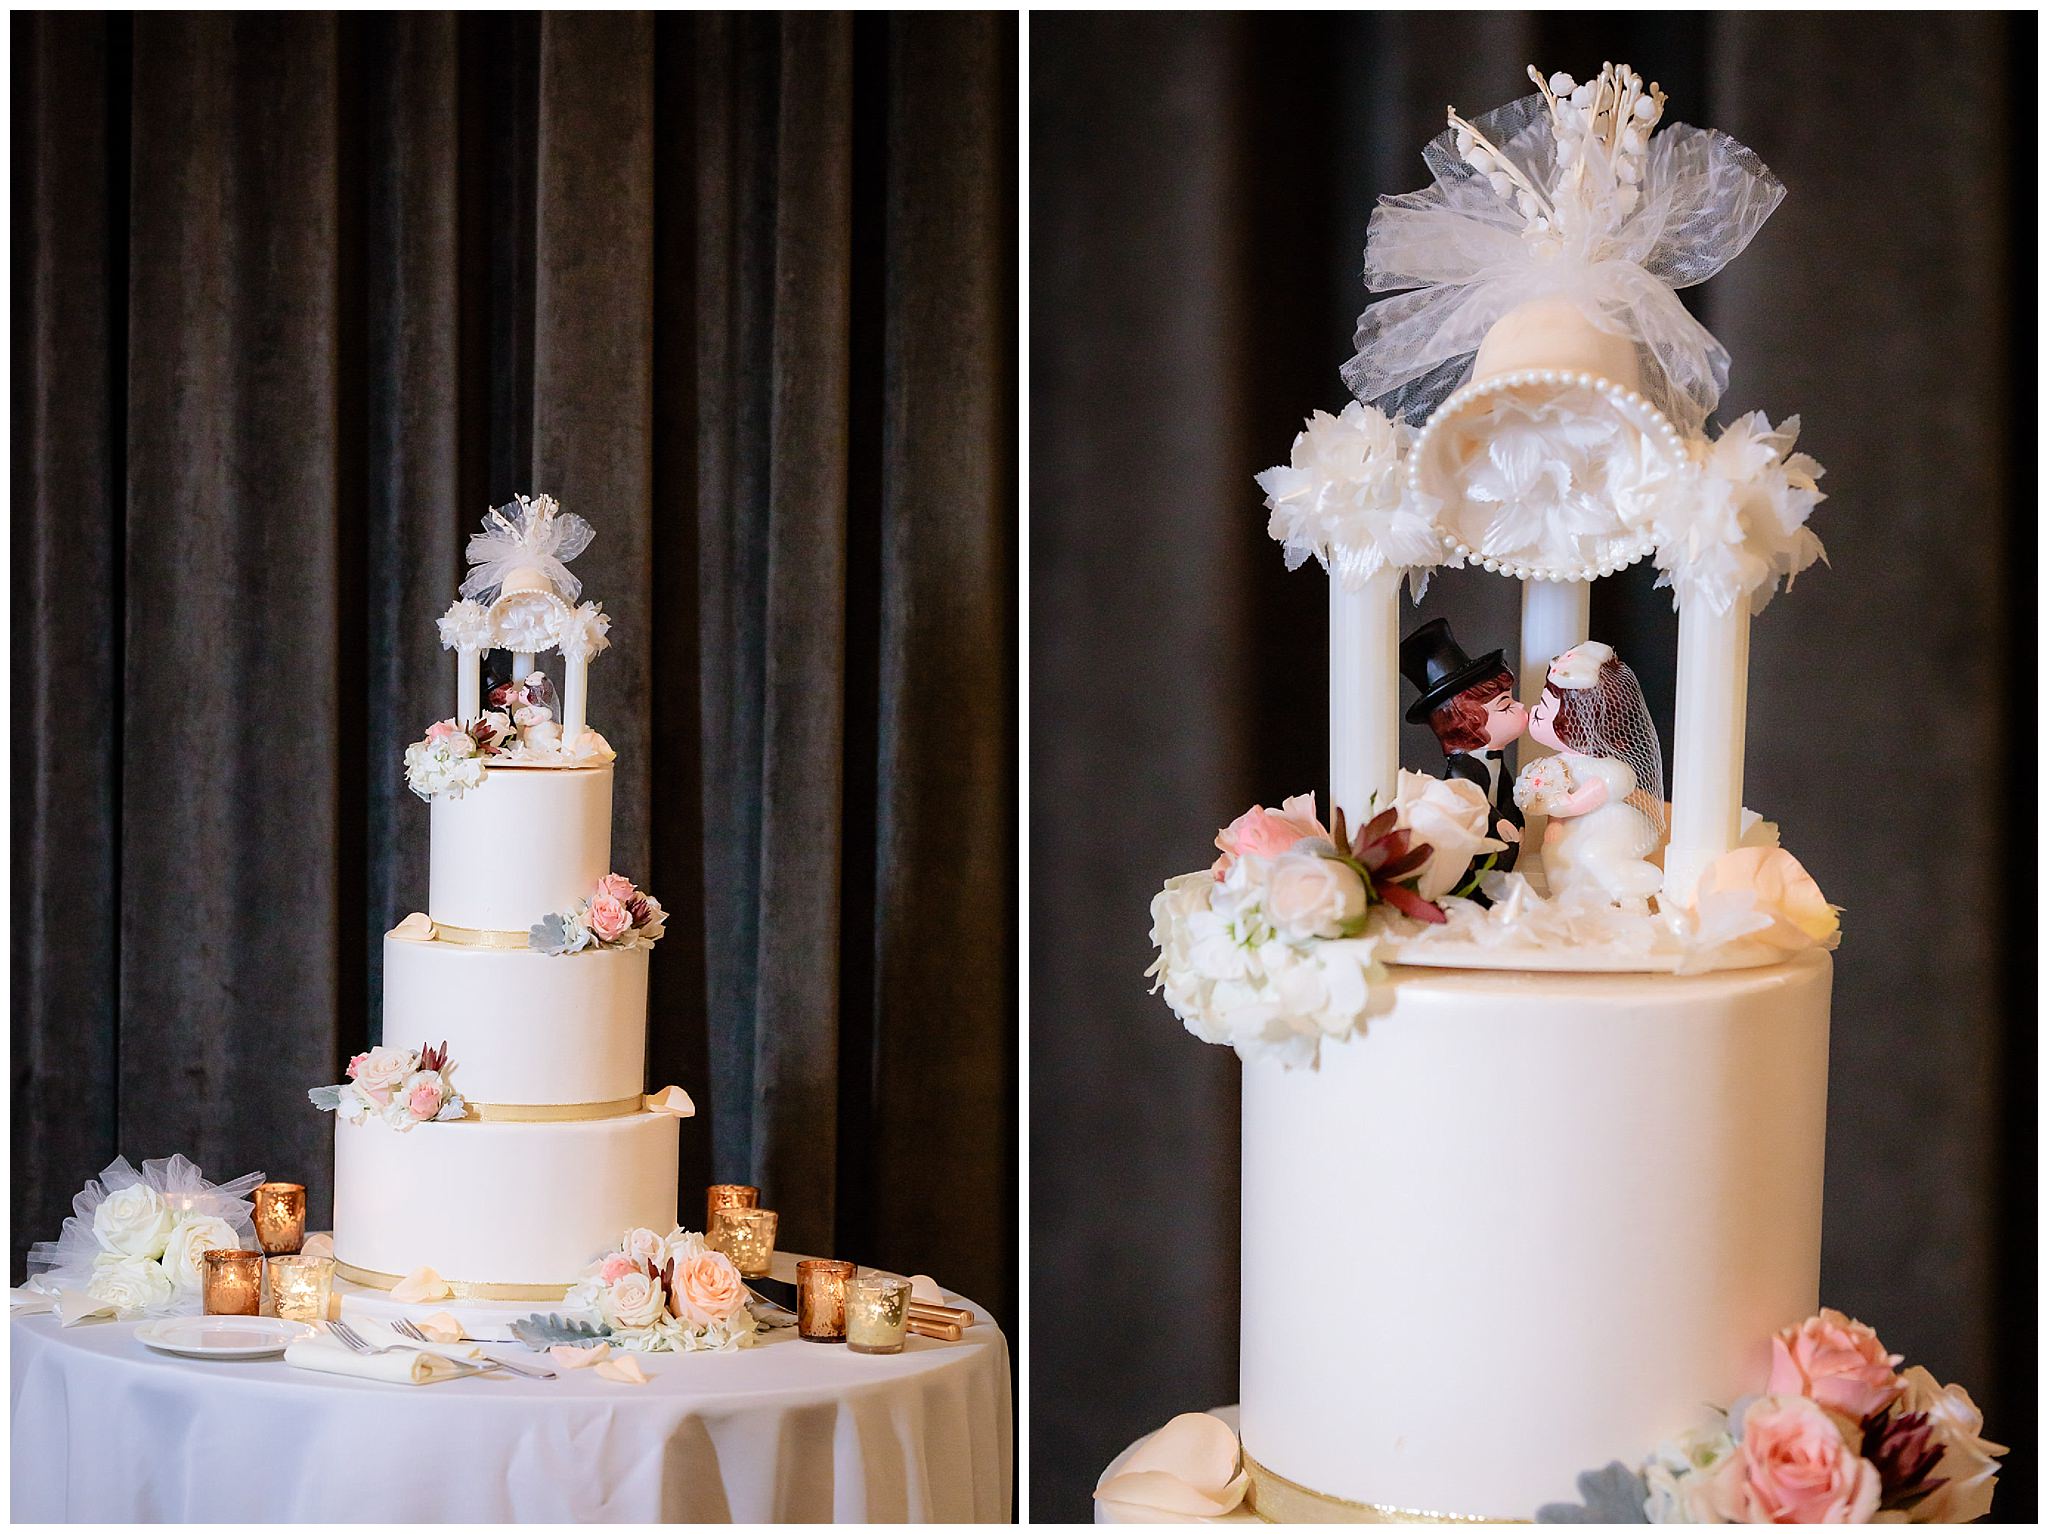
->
xmin=10 ymin=1285 xmax=56 ymax=1317
xmin=285 ymin=1320 xmax=485 ymax=1386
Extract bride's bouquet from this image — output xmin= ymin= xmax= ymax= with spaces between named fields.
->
xmin=25 ymin=1155 xmax=264 ymax=1320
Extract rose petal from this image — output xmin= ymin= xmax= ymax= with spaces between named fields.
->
xmin=594 ymin=1353 xmax=649 ymax=1384
xmin=643 ymin=1086 xmax=696 ymax=1118
xmin=391 ymin=1267 xmax=452 ymax=1303
xmin=1094 ymin=1412 xmax=1249 ymax=1516
xmin=300 ymin=1233 xmax=335 ymax=1260
xmin=414 ymin=1311 xmax=464 ymax=1344
xmin=551 ymin=1342 xmax=612 ymax=1369
xmin=390 ymin=912 xmax=437 ymax=943
xmin=908 ymin=1274 xmax=946 ymax=1304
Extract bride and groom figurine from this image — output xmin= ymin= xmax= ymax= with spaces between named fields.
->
xmin=1401 ymin=619 xmax=1666 ymax=909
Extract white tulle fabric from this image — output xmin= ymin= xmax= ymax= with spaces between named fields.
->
xmin=25 ymin=1155 xmax=263 ymax=1316
xmin=461 ymin=493 xmax=596 ymax=604
xmin=1342 ymin=95 xmax=1783 ymax=432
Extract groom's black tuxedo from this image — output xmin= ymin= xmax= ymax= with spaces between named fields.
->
xmin=1444 ymin=747 xmax=1523 ymax=841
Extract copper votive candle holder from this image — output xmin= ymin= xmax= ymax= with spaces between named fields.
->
xmin=705 ymin=1183 xmax=759 ymax=1230
xmin=202 ymin=1249 xmax=263 ymax=1316
xmin=795 ymin=1258 xmax=855 ymax=1342
xmin=251 ymin=1182 xmax=306 ymax=1255
xmin=847 ymin=1271 xmax=913 ymax=1355
xmin=266 ymin=1254 xmax=335 ymax=1323
xmin=708 ymin=1206 xmax=778 ymax=1277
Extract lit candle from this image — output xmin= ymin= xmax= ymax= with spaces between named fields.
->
xmin=708 ymin=1207 xmax=777 ymax=1277
xmin=267 ymin=1254 xmax=335 ymax=1323
xmin=705 ymin=1183 xmax=758 ymax=1229
xmin=202 ymin=1249 xmax=263 ymax=1316
xmin=846 ymin=1272 xmax=913 ymax=1355
xmin=795 ymin=1259 xmax=855 ymax=1343
xmin=251 ymin=1183 xmax=306 ymax=1255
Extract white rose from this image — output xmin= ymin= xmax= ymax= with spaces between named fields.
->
xmin=1892 ymin=1365 xmax=2005 ymax=1523
xmin=607 ymin=1269 xmax=665 ymax=1330
xmin=91 ymin=1183 xmax=177 ymax=1258
xmin=87 ymin=1252 xmax=175 ymax=1313
xmin=1643 ymin=1425 xmax=1737 ymax=1522
xmin=1393 ymin=769 xmax=1508 ymax=899
xmin=160 ymin=1215 xmax=240 ymax=1294
xmin=353 ymin=1045 xmax=417 ymax=1098
xmin=621 ymin=1227 xmax=668 ymax=1266
xmin=1264 ymin=849 xmax=1367 ymax=942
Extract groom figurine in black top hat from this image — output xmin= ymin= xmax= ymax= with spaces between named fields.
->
xmin=1400 ymin=617 xmax=1528 ymax=845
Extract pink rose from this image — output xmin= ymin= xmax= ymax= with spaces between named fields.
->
xmin=598 ymin=1254 xmax=636 ymax=1284
xmin=588 ymin=893 xmax=631 ymax=943
xmin=1213 ymin=793 xmax=1326 ymax=878
xmin=1703 ymin=1395 xmax=1881 ymax=1524
xmin=668 ymin=1251 xmax=746 ymax=1325
xmin=1768 ymin=1309 xmax=1904 ymax=1420
xmin=598 ymin=873 xmax=638 ymax=903
xmin=407 ymin=1081 xmax=443 ymax=1121
xmin=345 ymin=1052 xmax=368 ymax=1080
xmin=424 ymin=719 xmax=460 ymax=743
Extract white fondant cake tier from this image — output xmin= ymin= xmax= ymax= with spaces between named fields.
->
xmin=1239 ymin=952 xmax=1831 ymax=1520
xmin=428 ymin=763 xmax=612 ymax=931
xmin=331 ymin=1110 xmax=678 ymax=1289
xmin=381 ymin=931 xmax=649 ymax=1107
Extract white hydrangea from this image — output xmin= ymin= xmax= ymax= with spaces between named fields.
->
xmin=1649 ymin=411 xmax=1826 ymax=616
xmin=436 ymin=598 xmax=494 ymax=653
xmin=1256 ymin=401 xmax=1442 ymax=592
xmin=554 ymin=601 xmax=613 ymax=661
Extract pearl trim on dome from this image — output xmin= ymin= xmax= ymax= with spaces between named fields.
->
xmin=1409 ymin=367 xmax=1689 ymax=583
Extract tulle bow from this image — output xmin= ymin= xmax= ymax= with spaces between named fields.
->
xmin=1343 ymin=92 xmax=1784 ymax=432
xmin=461 ymin=493 xmax=596 ymax=604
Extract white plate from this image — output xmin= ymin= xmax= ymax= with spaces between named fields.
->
xmin=136 ymin=1315 xmax=317 ymax=1359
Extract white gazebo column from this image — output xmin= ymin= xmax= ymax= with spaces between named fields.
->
xmin=1517 ymin=576 xmax=1590 ymax=742
xmin=1329 ymin=569 xmax=1401 ymax=829
xmin=1663 ymin=600 xmax=1750 ymax=907
xmin=513 ymin=651 xmax=535 ymax=679
xmin=456 ymin=648 xmax=481 ymax=722
xmin=561 ymin=653 xmax=591 ymax=738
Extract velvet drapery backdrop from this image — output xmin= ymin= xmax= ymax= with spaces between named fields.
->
xmin=1031 ymin=10 xmax=2033 ymax=1520
xmin=15 ymin=10 xmax=1017 ymax=1333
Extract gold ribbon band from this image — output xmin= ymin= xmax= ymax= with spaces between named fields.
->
xmin=429 ymin=923 xmax=532 ymax=950
xmin=1243 ymin=1451 xmax=1522 ymax=1525
xmin=333 ymin=1258 xmax=570 ymax=1303
xmin=461 ymin=1096 xmax=644 ymax=1123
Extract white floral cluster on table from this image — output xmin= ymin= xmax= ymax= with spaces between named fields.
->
xmin=1538 ymin=1310 xmax=2003 ymax=1524
xmin=308 ymin=1041 xmax=467 ymax=1131
xmin=555 ymin=1226 xmax=758 ymax=1354
xmin=531 ymin=873 xmax=667 ymax=956
xmin=24 ymin=1155 xmax=262 ymax=1321
xmin=1148 ymin=773 xmax=1504 ymax=1067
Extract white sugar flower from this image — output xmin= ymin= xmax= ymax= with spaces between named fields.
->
xmin=1257 ymin=402 xmax=1441 ymax=591
xmin=1391 ymin=770 xmax=1507 ymax=899
xmin=436 ymin=598 xmax=494 ymax=653
xmin=554 ymin=601 xmax=613 ymax=661
xmin=1650 ymin=412 xmax=1825 ymax=616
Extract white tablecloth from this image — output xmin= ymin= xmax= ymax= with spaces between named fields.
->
xmin=11 ymin=1289 xmax=1011 ymax=1522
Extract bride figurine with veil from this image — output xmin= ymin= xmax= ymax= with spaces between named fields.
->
xmin=1514 ymin=642 xmax=1667 ymax=908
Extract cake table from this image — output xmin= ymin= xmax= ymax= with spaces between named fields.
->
xmin=9 ymin=1277 xmax=1011 ymax=1522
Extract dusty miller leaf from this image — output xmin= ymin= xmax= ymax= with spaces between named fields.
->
xmin=1536 ymin=1462 xmax=1650 ymax=1523
xmin=509 ymin=1312 xmax=611 ymax=1351
xmin=529 ymin=914 xmax=574 ymax=956
xmin=307 ymin=1085 xmax=346 ymax=1112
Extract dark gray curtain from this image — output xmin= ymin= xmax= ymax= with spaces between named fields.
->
xmin=1031 ymin=11 xmax=2032 ymax=1520
xmin=15 ymin=10 xmax=1018 ymax=1336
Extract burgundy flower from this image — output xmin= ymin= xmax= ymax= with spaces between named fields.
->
xmin=1332 ymin=806 xmax=1448 ymax=924
xmin=417 ymin=1040 xmax=451 ymax=1075
xmin=1862 ymin=1407 xmax=1948 ymax=1513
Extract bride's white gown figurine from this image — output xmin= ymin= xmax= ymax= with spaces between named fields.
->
xmin=1514 ymin=642 xmax=1666 ymax=908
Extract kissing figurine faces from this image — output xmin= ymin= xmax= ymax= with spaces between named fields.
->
xmin=1399 ymin=618 xmax=1528 ymax=841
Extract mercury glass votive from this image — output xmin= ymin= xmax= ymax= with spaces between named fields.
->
xmin=251 ymin=1182 xmax=306 ymax=1255
xmin=795 ymin=1258 xmax=855 ymax=1343
xmin=705 ymin=1183 xmax=759 ymax=1230
xmin=847 ymin=1271 xmax=913 ymax=1355
xmin=202 ymin=1249 xmax=263 ymax=1316
xmin=708 ymin=1206 xmax=778 ymax=1278
xmin=267 ymin=1254 xmax=335 ymax=1323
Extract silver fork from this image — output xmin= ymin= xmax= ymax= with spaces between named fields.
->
xmin=329 ymin=1319 xmax=503 ymax=1379
xmin=391 ymin=1317 xmax=555 ymax=1378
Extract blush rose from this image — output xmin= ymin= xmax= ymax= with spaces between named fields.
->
xmin=1697 ymin=1395 xmax=1881 ymax=1524
xmin=669 ymin=1252 xmax=747 ymax=1325
xmin=1767 ymin=1308 xmax=1904 ymax=1420
xmin=1213 ymin=794 xmax=1325 ymax=878
xmin=588 ymin=893 xmax=632 ymax=944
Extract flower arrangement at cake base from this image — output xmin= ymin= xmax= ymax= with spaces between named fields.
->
xmin=308 ymin=1041 xmax=467 ymax=1130
xmin=518 ymin=1226 xmax=758 ymax=1354
xmin=1537 ymin=1311 xmax=2003 ymax=1524
xmin=24 ymin=1155 xmax=263 ymax=1322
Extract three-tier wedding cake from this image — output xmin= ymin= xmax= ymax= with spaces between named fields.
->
xmin=1133 ymin=63 xmax=2001 ymax=1525
xmin=316 ymin=494 xmax=684 ymax=1298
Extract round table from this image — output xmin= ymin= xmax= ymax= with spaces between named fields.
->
xmin=1094 ymin=1406 xmax=1254 ymax=1525
xmin=11 ymin=1282 xmax=1011 ymax=1522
